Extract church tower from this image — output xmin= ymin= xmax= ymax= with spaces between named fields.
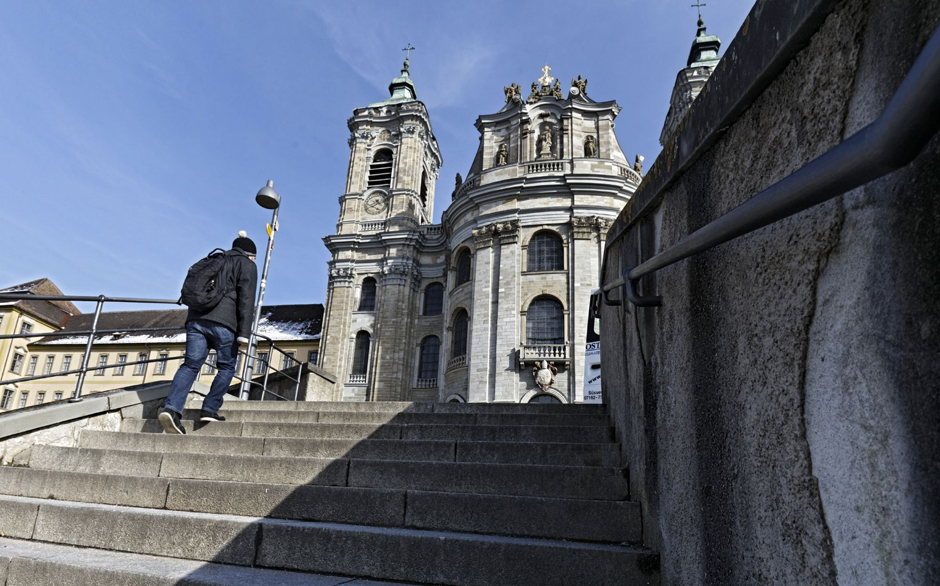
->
xmin=660 ymin=11 xmax=722 ymax=146
xmin=317 ymin=50 xmax=444 ymax=401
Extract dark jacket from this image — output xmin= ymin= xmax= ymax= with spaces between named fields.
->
xmin=187 ymin=248 xmax=258 ymax=338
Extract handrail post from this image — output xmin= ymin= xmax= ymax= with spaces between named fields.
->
xmin=261 ymin=340 xmax=273 ymax=399
xmin=293 ymin=357 xmax=302 ymax=401
xmin=70 ymin=295 xmax=105 ymax=403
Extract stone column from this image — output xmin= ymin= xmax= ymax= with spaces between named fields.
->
xmin=570 ymin=217 xmax=607 ymax=402
xmin=372 ymin=259 xmax=419 ymax=401
xmin=319 ymin=266 xmax=356 ymax=401
xmin=494 ymin=221 xmax=521 ymax=402
xmin=468 ymin=225 xmax=496 ymax=403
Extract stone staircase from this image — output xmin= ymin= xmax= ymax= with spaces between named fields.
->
xmin=0 ymin=400 xmax=660 ymax=585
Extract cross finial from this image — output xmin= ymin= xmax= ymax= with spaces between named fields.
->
xmin=691 ymin=1 xmax=706 ymax=21
xmin=538 ymin=64 xmax=554 ymax=86
xmin=403 ymin=43 xmax=416 ymax=60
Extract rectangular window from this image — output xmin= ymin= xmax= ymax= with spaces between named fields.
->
xmin=1 ymin=389 xmax=13 ymax=409
xmin=134 ymin=353 xmax=148 ymax=375
xmin=257 ymin=352 xmax=269 ymax=375
xmin=0 ymin=316 xmax=3 ymax=329
xmin=309 ymin=351 xmax=318 ymax=365
xmin=113 ymin=354 xmax=127 ymax=376
xmin=61 ymin=355 xmax=72 ymax=373
xmin=10 ymin=353 xmax=24 ymax=374
xmin=155 ymin=353 xmax=168 ymax=375
xmin=26 ymin=356 xmax=38 ymax=376
xmin=282 ymin=352 xmax=295 ymax=370
xmin=35 ymin=392 xmax=45 ymax=405
xmin=54 ymin=392 xmax=63 ymax=401
xmin=19 ymin=322 xmax=32 ymax=336
xmin=43 ymin=355 xmax=55 ymax=375
xmin=95 ymin=354 xmax=108 ymax=376
xmin=18 ymin=392 xmax=28 ymax=408
xmin=204 ymin=353 xmax=217 ymax=375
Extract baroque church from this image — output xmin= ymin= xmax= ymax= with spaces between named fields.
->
xmin=315 ymin=54 xmax=656 ymax=404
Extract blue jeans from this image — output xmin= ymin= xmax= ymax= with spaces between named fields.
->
xmin=163 ymin=319 xmax=239 ymax=415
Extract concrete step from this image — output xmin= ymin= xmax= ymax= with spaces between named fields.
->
xmin=121 ymin=418 xmax=614 ymax=443
xmin=0 ymin=466 xmax=641 ymax=543
xmin=213 ymin=400 xmax=606 ymax=415
xmin=0 ymin=538 xmax=422 ymax=586
xmin=181 ymin=408 xmax=609 ymax=427
xmin=29 ymin=445 xmax=628 ymax=500
xmin=0 ymin=495 xmax=658 ymax=586
xmin=81 ymin=430 xmax=619 ymax=466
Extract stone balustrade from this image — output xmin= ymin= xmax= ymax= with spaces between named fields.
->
xmin=415 ymin=378 xmax=438 ymax=389
xmin=519 ymin=344 xmax=570 ymax=363
xmin=526 ymin=161 xmax=568 ymax=174
xmin=347 ymin=373 xmax=367 ymax=384
xmin=446 ymin=355 xmax=467 ymax=371
xmin=360 ymin=221 xmax=386 ymax=232
xmin=618 ymin=165 xmax=643 ymax=184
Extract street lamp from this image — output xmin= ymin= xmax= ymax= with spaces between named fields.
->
xmin=240 ymin=180 xmax=280 ymax=399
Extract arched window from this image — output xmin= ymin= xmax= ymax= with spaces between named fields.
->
xmin=359 ymin=278 xmax=376 ymax=311
xmin=351 ymin=331 xmax=371 ymax=375
xmin=530 ymin=393 xmax=562 ymax=404
xmin=423 ymin=283 xmax=444 ymax=316
xmin=452 ymin=309 xmax=469 ymax=358
xmin=368 ymin=149 xmax=393 ymax=188
xmin=528 ymin=231 xmax=564 ymax=271
xmin=455 ymin=250 xmax=472 ymax=286
xmin=420 ymin=170 xmax=429 ymax=207
xmin=526 ymin=296 xmax=564 ymax=345
xmin=418 ymin=336 xmax=440 ymax=380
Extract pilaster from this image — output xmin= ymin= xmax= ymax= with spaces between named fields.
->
xmin=494 ymin=221 xmax=521 ymax=402
xmin=468 ymin=225 xmax=496 ymax=402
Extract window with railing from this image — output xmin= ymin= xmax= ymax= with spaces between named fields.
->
xmin=26 ymin=356 xmax=38 ymax=376
xmin=43 ymin=355 xmax=55 ymax=376
xmin=528 ymin=231 xmax=564 ymax=271
xmin=135 ymin=353 xmax=148 ymax=375
xmin=418 ymin=336 xmax=440 ymax=383
xmin=359 ymin=278 xmax=377 ymax=311
xmin=526 ymin=296 xmax=564 ymax=345
xmin=155 ymin=353 xmax=168 ymax=375
xmin=351 ymin=331 xmax=371 ymax=376
xmin=114 ymin=354 xmax=127 ymax=376
xmin=95 ymin=354 xmax=108 ymax=376
xmin=368 ymin=149 xmax=394 ymax=188
xmin=423 ymin=283 xmax=444 ymax=316
xmin=452 ymin=309 xmax=469 ymax=359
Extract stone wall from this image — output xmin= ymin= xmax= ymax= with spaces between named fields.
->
xmin=600 ymin=0 xmax=940 ymax=584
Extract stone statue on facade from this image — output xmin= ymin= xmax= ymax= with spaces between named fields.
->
xmin=527 ymin=82 xmax=540 ymax=104
xmin=452 ymin=172 xmax=463 ymax=199
xmin=532 ymin=360 xmax=557 ymax=392
xmin=503 ymin=83 xmax=522 ymax=103
xmin=496 ymin=143 xmax=508 ymax=166
xmin=634 ymin=154 xmax=645 ymax=175
xmin=552 ymin=78 xmax=563 ymax=100
xmin=584 ymin=135 xmax=597 ymax=157
xmin=538 ymin=126 xmax=554 ymax=159
xmin=571 ymin=75 xmax=588 ymax=96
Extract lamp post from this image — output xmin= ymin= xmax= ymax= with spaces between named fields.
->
xmin=240 ymin=180 xmax=281 ymax=399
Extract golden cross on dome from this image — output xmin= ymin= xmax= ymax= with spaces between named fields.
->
xmin=538 ymin=64 xmax=554 ymax=86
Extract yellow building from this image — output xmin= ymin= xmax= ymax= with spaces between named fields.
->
xmin=0 ymin=279 xmax=79 ymax=411
xmin=0 ymin=278 xmax=322 ymax=412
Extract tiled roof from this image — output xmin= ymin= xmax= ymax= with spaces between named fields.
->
xmin=0 ymin=278 xmax=80 ymax=327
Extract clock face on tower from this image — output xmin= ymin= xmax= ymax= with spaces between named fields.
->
xmin=364 ymin=193 xmax=387 ymax=214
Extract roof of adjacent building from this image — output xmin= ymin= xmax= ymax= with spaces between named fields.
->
xmin=33 ymin=304 xmax=323 ymax=346
xmin=0 ymin=278 xmax=80 ymax=328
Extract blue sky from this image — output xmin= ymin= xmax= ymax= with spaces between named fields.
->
xmin=0 ymin=0 xmax=754 ymax=312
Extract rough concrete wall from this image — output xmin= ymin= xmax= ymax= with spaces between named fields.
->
xmin=600 ymin=1 xmax=940 ymax=584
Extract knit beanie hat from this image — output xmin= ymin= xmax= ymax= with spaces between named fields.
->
xmin=232 ymin=230 xmax=257 ymax=255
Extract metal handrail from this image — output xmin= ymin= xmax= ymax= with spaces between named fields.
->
xmin=0 ymin=292 xmax=308 ymax=404
xmin=602 ymin=22 xmax=940 ymax=306
xmin=232 ymin=333 xmax=304 ymax=401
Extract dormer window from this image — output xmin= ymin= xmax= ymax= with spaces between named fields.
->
xmin=368 ymin=149 xmax=394 ymax=189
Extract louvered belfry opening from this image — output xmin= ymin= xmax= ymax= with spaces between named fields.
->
xmin=368 ymin=149 xmax=394 ymax=188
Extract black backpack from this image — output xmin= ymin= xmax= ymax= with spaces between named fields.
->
xmin=180 ymin=249 xmax=230 ymax=311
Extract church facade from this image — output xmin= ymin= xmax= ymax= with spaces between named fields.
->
xmin=316 ymin=57 xmax=641 ymax=404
